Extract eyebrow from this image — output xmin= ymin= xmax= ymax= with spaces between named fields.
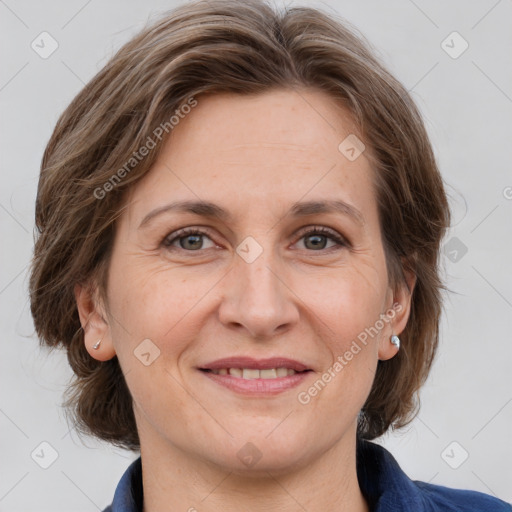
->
xmin=138 ymin=199 xmax=364 ymax=229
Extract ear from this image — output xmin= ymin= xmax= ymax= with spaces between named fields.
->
xmin=378 ymin=266 xmax=416 ymax=361
xmin=74 ymin=283 xmax=116 ymax=361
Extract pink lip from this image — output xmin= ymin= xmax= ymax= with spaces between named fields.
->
xmin=199 ymin=369 xmax=312 ymax=396
xmin=199 ymin=356 xmax=311 ymax=372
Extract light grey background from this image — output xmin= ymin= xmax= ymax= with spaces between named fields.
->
xmin=1 ymin=0 xmax=511 ymax=510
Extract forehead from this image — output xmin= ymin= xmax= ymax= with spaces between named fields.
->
xmin=167 ymin=88 xmax=362 ymax=167
xmin=123 ymin=88 xmax=376 ymax=226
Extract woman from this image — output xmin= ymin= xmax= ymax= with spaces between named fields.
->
xmin=28 ymin=0 xmax=511 ymax=510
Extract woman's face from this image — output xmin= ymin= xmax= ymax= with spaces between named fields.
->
xmin=81 ymin=89 xmax=412 ymax=473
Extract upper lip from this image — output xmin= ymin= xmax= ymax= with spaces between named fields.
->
xmin=200 ymin=357 xmax=311 ymax=372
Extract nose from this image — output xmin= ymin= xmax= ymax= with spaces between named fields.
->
xmin=217 ymin=244 xmax=299 ymax=340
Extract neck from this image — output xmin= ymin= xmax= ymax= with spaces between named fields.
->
xmin=139 ymin=428 xmax=369 ymax=512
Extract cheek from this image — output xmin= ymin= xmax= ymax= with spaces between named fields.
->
xmin=296 ymin=257 xmax=389 ymax=410
xmin=308 ymin=260 xmax=388 ymax=342
xmin=106 ymin=257 xmax=218 ymax=360
xmin=105 ymin=261 xmax=208 ymax=425
xmin=303 ymin=272 xmax=386 ymax=404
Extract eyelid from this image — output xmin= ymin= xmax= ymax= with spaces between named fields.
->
xmin=162 ymin=224 xmax=350 ymax=253
xmin=162 ymin=225 xmax=218 ymax=248
xmin=293 ymin=224 xmax=350 ymax=247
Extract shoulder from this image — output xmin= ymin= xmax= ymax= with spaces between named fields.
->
xmin=413 ymin=480 xmax=512 ymax=512
xmin=356 ymin=439 xmax=511 ymax=512
xmin=102 ymin=457 xmax=143 ymax=512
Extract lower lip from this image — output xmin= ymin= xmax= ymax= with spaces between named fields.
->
xmin=199 ymin=370 xmax=312 ymax=396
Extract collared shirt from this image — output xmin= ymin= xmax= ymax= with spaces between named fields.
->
xmin=103 ymin=438 xmax=511 ymax=511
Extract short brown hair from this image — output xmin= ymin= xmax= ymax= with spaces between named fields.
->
xmin=29 ymin=0 xmax=450 ymax=451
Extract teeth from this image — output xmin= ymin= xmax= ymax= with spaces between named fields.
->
xmin=260 ymin=369 xmax=277 ymax=379
xmin=210 ymin=368 xmax=299 ymax=379
xmin=242 ymin=368 xmax=260 ymax=379
xmin=277 ymin=367 xmax=288 ymax=377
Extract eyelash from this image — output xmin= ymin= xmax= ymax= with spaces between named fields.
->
xmin=162 ymin=225 xmax=349 ymax=253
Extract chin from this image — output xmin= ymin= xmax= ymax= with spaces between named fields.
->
xmin=197 ymin=428 xmax=316 ymax=476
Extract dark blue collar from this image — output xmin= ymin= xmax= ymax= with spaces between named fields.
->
xmin=103 ymin=439 xmax=511 ymax=511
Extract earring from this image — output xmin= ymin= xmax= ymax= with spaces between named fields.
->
xmin=390 ymin=334 xmax=400 ymax=350
xmin=92 ymin=339 xmax=102 ymax=350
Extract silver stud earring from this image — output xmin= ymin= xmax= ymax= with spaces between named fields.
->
xmin=92 ymin=339 xmax=102 ymax=350
xmin=390 ymin=334 xmax=400 ymax=350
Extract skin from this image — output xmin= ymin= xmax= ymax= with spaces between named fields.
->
xmin=76 ymin=88 xmax=414 ymax=512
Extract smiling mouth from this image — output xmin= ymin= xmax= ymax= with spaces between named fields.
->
xmin=200 ymin=368 xmax=312 ymax=379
